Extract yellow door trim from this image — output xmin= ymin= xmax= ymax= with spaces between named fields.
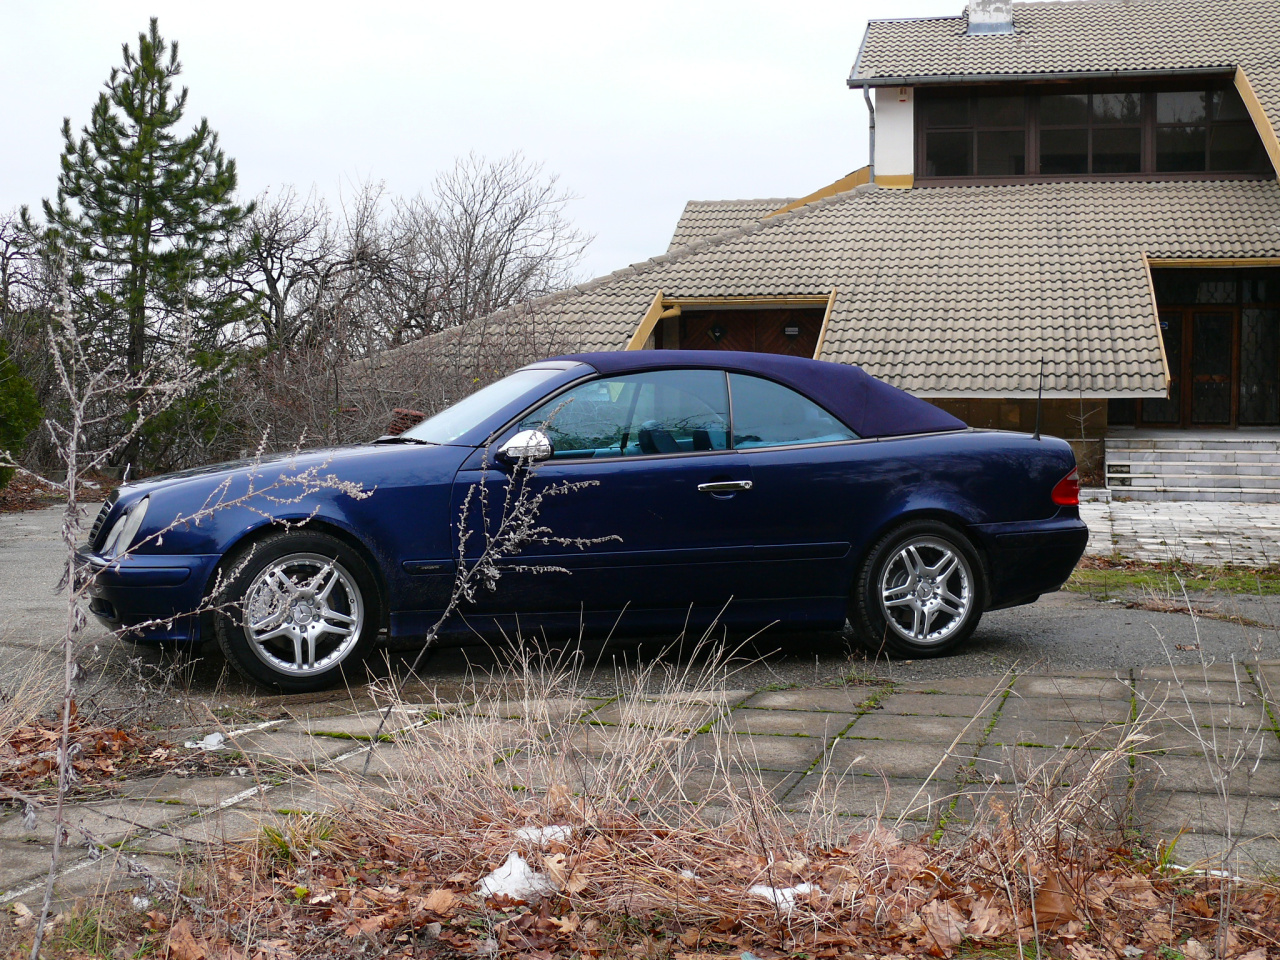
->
xmin=1141 ymin=254 xmax=1173 ymax=392
xmin=625 ymin=290 xmax=666 ymax=351
xmin=662 ymin=295 xmax=831 ymax=308
xmin=1234 ymin=67 xmax=1280 ymax=180
xmin=813 ymin=288 xmax=838 ymax=360
xmin=874 ymin=174 xmax=914 ymax=189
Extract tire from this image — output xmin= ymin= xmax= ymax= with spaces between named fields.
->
xmin=851 ymin=520 xmax=985 ymax=659
xmin=211 ymin=530 xmax=381 ymax=691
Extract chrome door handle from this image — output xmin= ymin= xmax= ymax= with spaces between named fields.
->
xmin=697 ymin=480 xmax=753 ymax=493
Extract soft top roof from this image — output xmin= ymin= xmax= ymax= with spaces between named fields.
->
xmin=546 ymin=351 xmax=965 ymax=439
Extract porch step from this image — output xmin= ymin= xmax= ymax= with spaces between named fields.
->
xmin=1104 ymin=433 xmax=1280 ymax=502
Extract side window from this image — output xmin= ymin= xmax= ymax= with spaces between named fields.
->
xmin=520 ymin=370 xmax=729 ymax=459
xmin=728 ymin=373 xmax=857 ymax=448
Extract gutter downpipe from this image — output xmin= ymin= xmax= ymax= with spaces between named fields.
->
xmin=863 ymin=83 xmax=875 ymax=184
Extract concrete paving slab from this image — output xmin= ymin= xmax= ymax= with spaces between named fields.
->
xmin=225 ymin=729 xmax=359 ymax=766
xmin=643 ymin=689 xmax=754 ymax=706
xmin=332 ymin=744 xmax=411 ymax=778
xmin=896 ymin=677 xmax=1013 ymax=698
xmin=1136 ymin=679 xmax=1260 ymax=706
xmin=1133 ymin=753 xmax=1280 ymax=796
xmin=826 ymin=738 xmax=977 ymax=781
xmin=1165 ymin=833 xmax=1280 ymax=873
xmin=471 ymin=697 xmax=592 ymax=723
xmin=0 ymin=797 xmax=187 ymax=845
xmin=0 ymin=841 xmax=87 ymax=893
xmin=561 ymin=724 xmax=691 ymax=761
xmin=1141 ymin=719 xmax=1280 ymax=758
xmin=238 ymin=774 xmax=361 ymax=814
xmin=115 ymin=774 xmax=259 ymax=809
xmin=999 ymin=695 xmax=1133 ymax=724
xmin=1137 ymin=664 xmax=1256 ymax=683
xmin=688 ymin=732 xmax=826 ymax=772
xmin=167 ymin=808 xmax=286 ymax=846
xmin=294 ymin=709 xmax=428 ymax=738
xmin=739 ymin=687 xmax=881 ymax=713
xmin=845 ymin=712 xmax=987 ymax=745
xmin=973 ymin=745 xmax=1134 ymax=790
xmin=587 ymin=700 xmax=719 ymax=731
xmin=50 ymin=852 xmax=181 ymax=902
xmin=876 ymin=694 xmax=999 ymax=719
xmin=719 ymin=708 xmax=854 ymax=738
xmin=1135 ymin=699 xmax=1271 ymax=731
xmin=1144 ymin=790 xmax=1280 ymax=837
xmin=647 ymin=765 xmax=797 ymax=805
xmin=781 ymin=773 xmax=955 ymax=822
xmin=986 ymin=718 xmax=1122 ymax=750
xmin=1013 ymin=676 xmax=1133 ymax=700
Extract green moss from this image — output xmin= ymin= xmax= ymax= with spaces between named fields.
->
xmin=1068 ymin=562 xmax=1280 ymax=598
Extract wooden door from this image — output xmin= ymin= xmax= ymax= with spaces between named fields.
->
xmin=678 ymin=308 xmax=822 ymax=357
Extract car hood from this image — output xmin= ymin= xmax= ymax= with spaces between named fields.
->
xmin=122 ymin=441 xmax=461 ymax=498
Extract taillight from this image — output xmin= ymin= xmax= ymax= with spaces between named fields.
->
xmin=1051 ymin=467 xmax=1080 ymax=506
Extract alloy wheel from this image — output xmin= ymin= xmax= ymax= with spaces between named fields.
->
xmin=877 ymin=536 xmax=973 ymax=646
xmin=240 ymin=552 xmax=364 ymax=677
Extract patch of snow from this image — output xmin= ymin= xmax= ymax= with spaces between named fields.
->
xmin=748 ymin=882 xmax=820 ymax=914
xmin=515 ymin=824 xmax=574 ymax=844
xmin=131 ymin=895 xmax=152 ymax=911
xmin=476 ymin=852 xmax=557 ymax=901
xmin=184 ymin=732 xmax=226 ymax=751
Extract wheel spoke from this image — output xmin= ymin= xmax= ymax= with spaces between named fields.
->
xmin=267 ymin=568 xmax=299 ymax=597
xmin=254 ymin=623 xmax=294 ymax=644
xmin=249 ymin=609 xmax=287 ymax=633
xmin=905 ymin=546 xmax=926 ymax=577
xmin=883 ymin=581 xmax=914 ymax=601
xmin=910 ymin=605 xmax=924 ymax=639
xmin=310 ymin=562 xmax=339 ymax=600
xmin=930 ymin=553 xmax=959 ymax=582
xmin=922 ymin=607 xmax=938 ymax=637
xmin=884 ymin=596 xmax=916 ymax=609
xmin=290 ymin=632 xmax=306 ymax=667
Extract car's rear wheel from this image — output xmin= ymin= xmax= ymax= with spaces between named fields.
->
xmin=212 ymin=530 xmax=381 ymax=691
xmin=851 ymin=520 xmax=984 ymax=658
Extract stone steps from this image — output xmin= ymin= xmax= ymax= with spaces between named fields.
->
xmin=1105 ymin=433 xmax=1280 ymax=502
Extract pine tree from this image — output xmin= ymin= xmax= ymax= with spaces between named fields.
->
xmin=40 ymin=18 xmax=250 ymax=419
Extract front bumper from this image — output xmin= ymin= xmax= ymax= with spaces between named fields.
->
xmin=973 ymin=512 xmax=1090 ymax=609
xmin=76 ymin=550 xmax=221 ymax=643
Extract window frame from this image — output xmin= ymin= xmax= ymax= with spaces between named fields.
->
xmin=915 ymin=79 xmax=1273 ymax=185
xmin=502 ymin=369 xmax=865 ymax=461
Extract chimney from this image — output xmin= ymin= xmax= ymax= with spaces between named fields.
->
xmin=967 ymin=0 xmax=1014 ymax=34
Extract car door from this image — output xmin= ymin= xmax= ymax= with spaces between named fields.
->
xmin=725 ymin=372 xmax=868 ymax=612
xmin=450 ymin=368 xmax=757 ymax=630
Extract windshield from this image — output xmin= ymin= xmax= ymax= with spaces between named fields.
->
xmin=399 ymin=368 xmax=567 ymax=444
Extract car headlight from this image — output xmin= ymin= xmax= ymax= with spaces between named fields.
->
xmin=100 ymin=497 xmax=150 ymax=558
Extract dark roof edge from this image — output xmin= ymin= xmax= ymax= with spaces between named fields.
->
xmin=849 ymin=65 xmax=1235 ymax=87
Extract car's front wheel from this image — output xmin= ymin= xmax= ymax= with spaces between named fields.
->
xmin=851 ymin=520 xmax=984 ymax=658
xmin=212 ymin=530 xmax=381 ymax=691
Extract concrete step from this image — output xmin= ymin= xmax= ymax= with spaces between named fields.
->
xmin=1107 ymin=438 xmax=1280 ymax=453
xmin=1107 ymin=462 xmax=1280 ymax=477
xmin=1108 ymin=477 xmax=1280 ymax=492
xmin=1113 ymin=488 xmax=1280 ymax=502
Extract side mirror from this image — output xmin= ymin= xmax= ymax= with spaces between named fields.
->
xmin=497 ymin=429 xmax=553 ymax=464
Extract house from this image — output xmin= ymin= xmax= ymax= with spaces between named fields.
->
xmin=385 ymin=0 xmax=1280 ymax=499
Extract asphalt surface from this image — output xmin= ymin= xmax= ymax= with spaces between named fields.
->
xmin=2 ymin=505 xmax=1278 ymax=716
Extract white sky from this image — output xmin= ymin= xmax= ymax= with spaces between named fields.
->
xmin=2 ymin=0 xmax=959 ymax=280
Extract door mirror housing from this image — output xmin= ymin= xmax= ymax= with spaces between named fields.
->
xmin=497 ymin=429 xmax=553 ymax=464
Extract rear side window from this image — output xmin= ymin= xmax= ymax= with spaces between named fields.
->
xmin=728 ymin=373 xmax=857 ymax=448
xmin=520 ymin=369 xmax=729 ymax=459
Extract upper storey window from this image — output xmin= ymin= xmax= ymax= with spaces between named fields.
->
xmin=918 ymin=83 xmax=1270 ymax=183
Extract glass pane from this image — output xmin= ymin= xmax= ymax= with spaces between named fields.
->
xmin=976 ymin=130 xmax=1026 ymax=175
xmin=922 ymin=96 xmax=970 ymax=128
xmin=1241 ymin=269 xmax=1280 ymax=304
xmin=1092 ymin=126 xmax=1141 ymax=173
xmin=402 ymin=367 xmax=564 ymax=443
xmin=975 ymin=95 xmax=1024 ymax=127
xmin=1143 ymin=313 xmax=1181 ymax=423
xmin=1108 ymin=399 xmax=1137 ymax=425
xmin=925 ymin=131 xmax=972 ymax=177
xmin=1193 ymin=279 xmax=1236 ymax=304
xmin=521 ymin=370 xmax=729 ymax=459
xmin=1209 ymin=123 xmax=1268 ymax=171
xmin=1040 ymin=128 xmax=1088 ymax=174
xmin=1041 ymin=93 xmax=1089 ymax=126
xmin=1240 ymin=308 xmax=1280 ymax=424
xmin=1157 ymin=90 xmax=1208 ymax=124
xmin=1211 ymin=86 xmax=1250 ymax=121
xmin=1190 ymin=312 xmax=1232 ymax=424
xmin=729 ymin=374 xmax=857 ymax=447
xmin=1156 ymin=125 xmax=1207 ymax=171
xmin=1093 ymin=92 xmax=1141 ymax=124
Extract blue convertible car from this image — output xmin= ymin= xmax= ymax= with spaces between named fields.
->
xmin=79 ymin=351 xmax=1088 ymax=690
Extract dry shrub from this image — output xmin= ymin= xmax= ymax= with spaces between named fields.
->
xmin=0 ymin=656 xmax=58 ymax=742
xmin=184 ymin=646 xmax=1280 ymax=959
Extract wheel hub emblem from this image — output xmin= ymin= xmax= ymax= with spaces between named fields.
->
xmin=915 ymin=581 xmax=935 ymax=601
xmin=291 ymin=601 xmax=315 ymax=625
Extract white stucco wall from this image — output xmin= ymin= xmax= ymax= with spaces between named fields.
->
xmin=874 ymin=86 xmax=914 ymax=178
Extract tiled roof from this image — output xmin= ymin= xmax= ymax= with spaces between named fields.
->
xmin=667 ymin=199 xmax=792 ymax=251
xmin=853 ymin=0 xmax=1280 ymax=137
xmin=373 ymin=179 xmax=1280 ymax=398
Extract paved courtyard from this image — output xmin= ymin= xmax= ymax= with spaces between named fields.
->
xmin=1082 ymin=496 xmax=1280 ymax=565
xmin=3 ymin=662 xmax=1280 ymax=905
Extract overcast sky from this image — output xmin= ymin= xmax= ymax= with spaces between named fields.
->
xmin=3 ymin=0 xmax=959 ymax=280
